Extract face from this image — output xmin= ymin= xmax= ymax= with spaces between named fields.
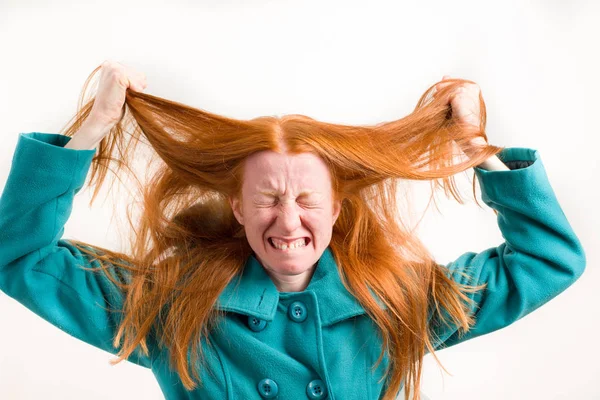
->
xmin=229 ymin=150 xmax=341 ymax=292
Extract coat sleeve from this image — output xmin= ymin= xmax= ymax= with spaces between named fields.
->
xmin=0 ymin=132 xmax=153 ymax=368
xmin=431 ymin=147 xmax=586 ymax=351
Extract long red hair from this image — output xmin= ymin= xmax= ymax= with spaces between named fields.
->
xmin=61 ymin=64 xmax=502 ymax=400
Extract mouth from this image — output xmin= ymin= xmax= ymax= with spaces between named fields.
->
xmin=268 ymin=237 xmax=310 ymax=252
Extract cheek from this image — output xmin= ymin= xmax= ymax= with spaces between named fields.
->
xmin=245 ymin=212 xmax=270 ymax=232
xmin=246 ymin=208 xmax=330 ymax=233
xmin=303 ymin=213 xmax=330 ymax=236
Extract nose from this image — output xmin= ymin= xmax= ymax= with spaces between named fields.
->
xmin=275 ymin=200 xmax=302 ymax=232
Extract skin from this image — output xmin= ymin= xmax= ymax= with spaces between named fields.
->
xmin=229 ymin=148 xmax=342 ymax=292
xmin=436 ymin=75 xmax=509 ymax=171
xmin=227 ymin=75 xmax=505 ymax=293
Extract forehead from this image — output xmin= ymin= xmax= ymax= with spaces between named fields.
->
xmin=243 ymin=150 xmax=331 ymax=193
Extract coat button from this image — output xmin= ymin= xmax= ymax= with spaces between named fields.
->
xmin=306 ymin=379 xmax=327 ymax=399
xmin=257 ymin=378 xmax=279 ymax=398
xmin=248 ymin=315 xmax=267 ymax=332
xmin=288 ymin=301 xmax=307 ymax=322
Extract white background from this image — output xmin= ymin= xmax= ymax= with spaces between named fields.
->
xmin=0 ymin=0 xmax=598 ymax=399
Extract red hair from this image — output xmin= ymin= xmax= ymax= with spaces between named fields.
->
xmin=61 ymin=64 xmax=502 ymax=400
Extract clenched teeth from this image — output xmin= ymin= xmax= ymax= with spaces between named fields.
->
xmin=270 ymin=237 xmax=307 ymax=249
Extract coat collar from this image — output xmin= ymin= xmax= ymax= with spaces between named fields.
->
xmin=216 ymin=246 xmax=387 ymax=327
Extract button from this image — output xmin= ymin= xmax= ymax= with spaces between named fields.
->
xmin=288 ymin=301 xmax=307 ymax=322
xmin=248 ymin=315 xmax=267 ymax=332
xmin=306 ymin=379 xmax=327 ymax=399
xmin=257 ymin=378 xmax=279 ymax=398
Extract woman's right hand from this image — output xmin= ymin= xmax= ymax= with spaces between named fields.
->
xmin=86 ymin=60 xmax=147 ymax=139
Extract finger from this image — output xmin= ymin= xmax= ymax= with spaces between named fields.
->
xmin=435 ymin=80 xmax=452 ymax=92
xmin=124 ymin=68 xmax=147 ymax=92
xmin=122 ymin=65 xmax=144 ymax=80
xmin=133 ymin=79 xmax=146 ymax=92
xmin=133 ymin=74 xmax=147 ymax=89
xmin=439 ymin=75 xmax=452 ymax=90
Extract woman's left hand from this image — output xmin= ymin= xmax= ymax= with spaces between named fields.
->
xmin=434 ymin=75 xmax=488 ymax=155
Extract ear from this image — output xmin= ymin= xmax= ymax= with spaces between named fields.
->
xmin=332 ymin=198 xmax=342 ymax=225
xmin=228 ymin=195 xmax=244 ymax=225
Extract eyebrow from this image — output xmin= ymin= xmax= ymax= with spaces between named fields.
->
xmin=258 ymin=190 xmax=316 ymax=196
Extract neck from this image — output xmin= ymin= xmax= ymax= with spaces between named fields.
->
xmin=263 ymin=262 xmax=317 ymax=293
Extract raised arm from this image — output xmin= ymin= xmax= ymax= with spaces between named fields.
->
xmin=430 ymin=147 xmax=586 ymax=351
xmin=0 ymin=132 xmax=153 ymax=368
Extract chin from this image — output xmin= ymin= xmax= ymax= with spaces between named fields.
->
xmin=267 ymin=262 xmax=311 ymax=276
xmin=258 ymin=247 xmax=318 ymax=273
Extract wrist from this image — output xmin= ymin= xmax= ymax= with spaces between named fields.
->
xmin=63 ymin=119 xmax=111 ymax=150
xmin=476 ymin=155 xmax=510 ymax=171
xmin=83 ymin=115 xmax=113 ymax=138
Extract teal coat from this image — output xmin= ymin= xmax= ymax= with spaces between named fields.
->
xmin=0 ymin=133 xmax=586 ymax=399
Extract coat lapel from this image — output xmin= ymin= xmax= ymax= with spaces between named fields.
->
xmin=216 ymin=246 xmax=387 ymax=327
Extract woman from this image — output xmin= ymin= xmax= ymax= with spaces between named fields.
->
xmin=0 ymin=61 xmax=586 ymax=399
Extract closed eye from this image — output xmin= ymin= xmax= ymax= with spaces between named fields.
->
xmin=254 ymin=200 xmax=318 ymax=208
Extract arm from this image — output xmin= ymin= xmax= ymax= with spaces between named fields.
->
xmin=476 ymin=154 xmax=511 ymax=171
xmin=431 ymin=147 xmax=586 ymax=351
xmin=0 ymin=132 xmax=153 ymax=368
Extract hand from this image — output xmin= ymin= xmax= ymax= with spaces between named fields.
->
xmin=87 ymin=60 xmax=148 ymax=136
xmin=434 ymin=75 xmax=487 ymax=156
